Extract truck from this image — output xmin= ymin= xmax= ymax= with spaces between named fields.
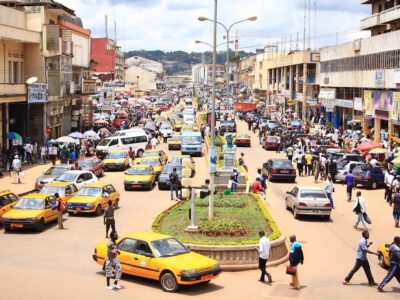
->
xmin=233 ymin=102 xmax=257 ymax=112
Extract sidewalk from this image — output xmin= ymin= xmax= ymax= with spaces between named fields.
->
xmin=0 ymin=162 xmax=54 ymax=195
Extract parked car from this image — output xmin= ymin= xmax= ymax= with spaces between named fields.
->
xmin=262 ymin=159 xmax=296 ymax=182
xmin=92 ymin=232 xmax=222 ymax=292
xmin=53 ymin=170 xmax=98 ymax=189
xmin=168 ymin=135 xmax=181 ymax=151
xmin=263 ymin=136 xmax=279 ymax=150
xmin=77 ymin=157 xmax=105 ymax=177
xmin=352 ymin=165 xmax=385 ymax=189
xmin=233 ymin=134 xmax=251 ymax=147
xmin=158 ymin=164 xmax=182 ymax=190
xmin=0 ymin=190 xmax=19 ymax=219
xmin=67 ymin=183 xmax=119 ymax=216
xmin=334 ymin=161 xmax=364 ymax=183
xmin=35 ymin=164 xmax=74 ymax=190
xmin=124 ymin=165 xmax=157 ymax=191
xmin=285 ymin=187 xmax=332 ymax=220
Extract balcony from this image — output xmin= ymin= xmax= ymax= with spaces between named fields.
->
xmin=0 ymin=84 xmax=26 ymax=96
xmin=45 ymin=24 xmax=73 ymax=57
xmin=360 ymin=13 xmax=380 ymax=30
xmin=380 ymin=6 xmax=400 ymax=24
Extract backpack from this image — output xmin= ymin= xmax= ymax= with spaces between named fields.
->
xmin=169 ymin=173 xmax=178 ymax=184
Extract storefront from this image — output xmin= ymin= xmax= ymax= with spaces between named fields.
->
xmin=319 ymin=88 xmax=335 ymax=127
xmin=372 ymin=90 xmax=392 ymax=142
xmin=390 ymin=91 xmax=400 ymax=140
xmin=334 ymin=99 xmax=354 ymax=130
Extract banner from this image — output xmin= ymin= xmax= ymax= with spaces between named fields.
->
xmin=28 ymin=83 xmax=48 ymax=103
xmin=321 ymin=99 xmax=334 ymax=112
xmin=373 ymin=91 xmax=392 ymax=120
xmin=82 ymin=79 xmax=97 ymax=94
xmin=391 ymin=92 xmax=400 ymax=124
xmin=364 ymin=91 xmax=373 ymax=116
xmin=354 ymin=97 xmax=363 ymax=111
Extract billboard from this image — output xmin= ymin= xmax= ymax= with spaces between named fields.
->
xmin=373 ymin=91 xmax=392 ymax=120
xmin=28 ymin=83 xmax=48 ymax=103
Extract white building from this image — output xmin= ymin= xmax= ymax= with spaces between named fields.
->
xmin=125 ymin=56 xmax=164 ymax=93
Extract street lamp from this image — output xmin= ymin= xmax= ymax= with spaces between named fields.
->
xmin=198 ymin=15 xmax=257 ymax=99
xmin=195 ymin=40 xmax=233 ymax=49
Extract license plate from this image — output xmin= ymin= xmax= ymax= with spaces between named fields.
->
xmin=11 ymin=223 xmax=23 ymax=228
xmin=201 ymin=274 xmax=213 ymax=280
xmin=312 ymin=210 xmax=319 ymax=213
xmin=281 ymin=170 xmax=289 ymax=174
xmin=355 ymin=176 xmax=361 ymax=179
xmin=76 ymin=207 xmax=81 ymax=212
xmin=132 ymin=184 xmax=141 ymax=188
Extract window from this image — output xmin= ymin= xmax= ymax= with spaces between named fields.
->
xmin=0 ymin=195 xmax=12 ymax=207
xmin=13 ymin=61 xmax=19 ymax=83
xmin=118 ymin=239 xmax=137 ymax=253
xmin=135 ymin=241 xmax=153 ymax=256
xmin=84 ymin=172 xmax=93 ymax=181
xmin=106 ymin=185 xmax=115 ymax=193
xmin=109 ymin=139 xmax=118 ymax=146
xmin=121 ymin=137 xmax=134 ymax=145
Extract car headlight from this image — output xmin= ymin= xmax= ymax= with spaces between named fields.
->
xmin=181 ymin=269 xmax=197 ymax=275
xmin=213 ymin=263 xmax=220 ymax=269
xmin=86 ymin=204 xmax=95 ymax=208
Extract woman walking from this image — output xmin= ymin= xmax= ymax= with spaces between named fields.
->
xmin=105 ymin=231 xmax=122 ymax=290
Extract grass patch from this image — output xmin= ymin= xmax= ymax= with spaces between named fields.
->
xmin=196 ymin=194 xmax=246 ymax=208
xmin=153 ymin=194 xmax=280 ymax=245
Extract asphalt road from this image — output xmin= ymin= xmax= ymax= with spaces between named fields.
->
xmin=0 ymin=119 xmax=399 ymax=300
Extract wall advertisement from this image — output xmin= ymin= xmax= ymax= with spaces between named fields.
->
xmin=373 ymin=91 xmax=392 ymax=121
xmin=364 ymin=91 xmax=373 ymax=117
xmin=391 ymin=92 xmax=400 ymax=125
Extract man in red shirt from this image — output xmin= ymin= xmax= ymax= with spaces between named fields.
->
xmin=252 ymin=178 xmax=262 ymax=193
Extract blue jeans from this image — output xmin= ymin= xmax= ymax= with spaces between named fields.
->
xmin=346 ymin=185 xmax=353 ymax=201
xmin=326 ymin=193 xmax=334 ymax=208
xmin=355 ymin=213 xmax=368 ymax=229
xmin=170 ymin=184 xmax=180 ymax=200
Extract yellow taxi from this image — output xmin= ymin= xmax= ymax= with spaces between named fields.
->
xmin=171 ymin=155 xmax=196 ymax=176
xmin=124 ymin=165 xmax=157 ymax=191
xmin=66 ymin=182 xmax=119 ymax=216
xmin=0 ymin=190 xmax=19 ymax=219
xmin=136 ymin=149 xmax=168 ymax=165
xmin=92 ymin=232 xmax=221 ymax=292
xmin=39 ymin=182 xmax=78 ymax=204
xmin=140 ymin=158 xmax=165 ymax=178
xmin=233 ymin=133 xmax=251 ymax=147
xmin=168 ymin=134 xmax=182 ymax=151
xmin=103 ymin=150 xmax=130 ymax=171
xmin=377 ymin=243 xmax=391 ymax=268
xmin=173 ymin=119 xmax=185 ymax=131
xmin=1 ymin=193 xmax=57 ymax=232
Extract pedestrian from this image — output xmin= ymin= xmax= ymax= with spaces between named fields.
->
xmin=238 ymin=153 xmax=248 ymax=173
xmin=276 ymin=135 xmax=281 ymax=153
xmin=324 ymin=175 xmax=335 ymax=208
xmin=232 ymin=168 xmax=239 ymax=193
xmin=40 ymin=144 xmax=47 ymax=165
xmin=384 ymin=165 xmax=395 ymax=203
xmin=104 ymin=200 xmax=116 ymax=238
xmin=54 ymin=192 xmax=65 ymax=229
xmin=295 ymin=153 xmax=304 ymax=176
xmin=287 ymin=145 xmax=294 ymax=162
xmin=257 ymin=230 xmax=272 ymax=284
xmin=11 ymin=155 xmax=22 ymax=184
xmin=105 ymin=231 xmax=122 ymax=290
xmin=288 ymin=234 xmax=304 ymax=290
xmin=150 ymin=136 xmax=158 ymax=150
xmin=343 ymin=230 xmax=378 ymax=286
xmin=25 ymin=140 xmax=34 ymax=164
xmin=305 ymin=151 xmax=313 ymax=176
xmin=128 ymin=146 xmax=135 ymax=167
xmin=169 ymin=167 xmax=181 ymax=201
xmin=377 ymin=236 xmax=400 ymax=292
xmin=353 ymin=191 xmax=369 ymax=230
xmin=392 ymin=187 xmax=400 ymax=228
xmin=344 ymin=169 xmax=356 ymax=202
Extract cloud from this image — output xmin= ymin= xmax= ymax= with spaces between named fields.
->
xmin=167 ymin=0 xmax=206 ymax=10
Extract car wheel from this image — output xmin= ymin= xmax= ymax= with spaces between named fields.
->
xmin=36 ymin=218 xmax=45 ymax=232
xmin=324 ymin=215 xmax=330 ymax=221
xmin=293 ymin=208 xmax=300 ymax=219
xmin=160 ymin=272 xmax=179 ymax=293
xmin=95 ymin=205 xmax=102 ymax=216
xmin=371 ymin=181 xmax=377 ymax=190
xmin=137 ymin=149 xmax=144 ymax=158
xmin=378 ymin=253 xmax=386 ymax=268
xmin=3 ymin=224 xmax=11 ymax=232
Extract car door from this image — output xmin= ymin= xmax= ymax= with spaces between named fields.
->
xmin=0 ymin=194 xmax=16 ymax=216
xmin=84 ymin=172 xmax=95 ymax=185
xmin=132 ymin=240 xmax=159 ymax=280
xmin=45 ymin=196 xmax=57 ymax=222
xmin=117 ymin=238 xmax=138 ymax=275
xmin=289 ymin=187 xmax=299 ymax=208
xmin=106 ymin=185 xmax=118 ymax=205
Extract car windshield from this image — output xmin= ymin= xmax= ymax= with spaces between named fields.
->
xmin=170 ymin=136 xmax=180 ymax=141
xmin=127 ymin=168 xmax=152 ymax=175
xmin=182 ymin=136 xmax=201 ymax=144
xmin=14 ymin=198 xmax=44 ymax=210
xmin=98 ymin=139 xmax=111 ymax=146
xmin=143 ymin=152 xmax=159 ymax=157
xmin=300 ymin=190 xmax=327 ymax=199
xmin=151 ymin=238 xmax=189 ymax=258
xmin=273 ymin=160 xmax=292 ymax=168
xmin=267 ymin=136 xmax=278 ymax=142
xmin=141 ymin=159 xmax=161 ymax=166
xmin=44 ymin=167 xmax=70 ymax=176
xmin=78 ymin=160 xmax=94 ymax=167
xmin=55 ymin=173 xmax=77 ymax=182
xmin=161 ymin=125 xmax=171 ymax=130
xmin=77 ymin=187 xmax=101 ymax=197
xmin=106 ymin=152 xmax=126 ymax=159
xmin=163 ymin=165 xmax=182 ymax=174
xmin=39 ymin=186 xmax=65 ymax=196
xmin=221 ymin=121 xmax=234 ymax=126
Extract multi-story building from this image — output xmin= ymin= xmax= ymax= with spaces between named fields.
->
xmin=318 ymin=0 xmax=400 ymax=140
xmin=91 ymin=38 xmax=125 ymax=82
xmin=235 ymin=55 xmax=256 ymax=97
xmin=191 ymin=64 xmax=225 ymax=88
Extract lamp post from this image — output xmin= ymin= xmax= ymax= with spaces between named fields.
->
xmin=198 ymin=15 xmax=256 ymax=100
xmin=136 ymin=75 xmax=139 ymax=97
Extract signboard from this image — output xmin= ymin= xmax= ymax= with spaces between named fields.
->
xmin=82 ymin=79 xmax=97 ymax=94
xmin=318 ymin=88 xmax=335 ymax=99
xmin=321 ymin=99 xmax=335 ymax=112
xmin=354 ymin=97 xmax=363 ymax=111
xmin=28 ymin=83 xmax=48 ymax=103
xmin=276 ymin=94 xmax=285 ymax=104
xmin=102 ymin=98 xmax=113 ymax=111
xmin=307 ymin=99 xmax=318 ymax=106
xmin=287 ymin=99 xmax=295 ymax=106
xmin=284 ymin=90 xmax=290 ymax=98
xmin=310 ymin=52 xmax=320 ymax=62
xmin=103 ymin=82 xmax=125 ymax=88
xmin=393 ymin=69 xmax=400 ymax=84
xmin=335 ymin=99 xmax=353 ymax=108
xmin=364 ymin=91 xmax=373 ymax=116
xmin=296 ymin=93 xmax=303 ymax=102
xmin=391 ymin=92 xmax=400 ymax=124
xmin=375 ymin=70 xmax=385 ymax=88
xmin=373 ymin=91 xmax=392 ymax=120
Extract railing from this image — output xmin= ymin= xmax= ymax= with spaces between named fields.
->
xmin=360 ymin=13 xmax=380 ymax=30
xmin=380 ymin=5 xmax=400 ymax=24
xmin=0 ymin=83 xmax=26 ymax=96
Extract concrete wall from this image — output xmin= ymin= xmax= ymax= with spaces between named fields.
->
xmin=125 ymin=65 xmax=157 ymax=91
xmin=72 ymin=32 xmax=90 ymax=67
xmin=24 ymin=44 xmax=45 ymax=83
xmin=0 ymin=5 xmax=26 ymax=28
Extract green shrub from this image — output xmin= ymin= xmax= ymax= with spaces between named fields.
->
xmin=201 ymin=219 xmax=248 ymax=237
xmin=196 ymin=196 xmax=246 ymax=208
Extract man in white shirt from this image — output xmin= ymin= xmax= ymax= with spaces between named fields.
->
xmin=353 ymin=191 xmax=368 ymax=230
xmin=150 ymin=136 xmax=158 ymax=150
xmin=257 ymin=230 xmax=272 ymax=283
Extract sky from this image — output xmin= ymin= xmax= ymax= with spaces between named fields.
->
xmin=57 ymin=0 xmax=371 ymax=53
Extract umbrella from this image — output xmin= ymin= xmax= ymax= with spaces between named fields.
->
xmin=83 ymin=130 xmax=99 ymax=140
xmin=355 ymin=141 xmax=382 ymax=152
xmin=7 ymin=132 xmax=22 ymax=140
xmin=369 ymin=148 xmax=388 ymax=154
xmin=290 ymin=121 xmax=302 ymax=127
xmin=56 ymin=136 xmax=77 ymax=144
xmin=68 ymin=131 xmax=85 ymax=139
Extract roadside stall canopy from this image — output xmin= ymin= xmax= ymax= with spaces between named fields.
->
xmin=355 ymin=141 xmax=382 ymax=152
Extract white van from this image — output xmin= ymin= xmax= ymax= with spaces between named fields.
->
xmin=96 ymin=131 xmax=148 ymax=157
xmin=183 ymin=114 xmax=195 ymax=125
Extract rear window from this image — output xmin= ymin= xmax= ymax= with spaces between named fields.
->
xmin=300 ymin=190 xmax=327 ymax=199
xmin=273 ymin=160 xmax=292 ymax=168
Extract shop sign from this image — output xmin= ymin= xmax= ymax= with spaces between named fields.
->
xmin=318 ymin=88 xmax=335 ymax=99
xmin=82 ymin=79 xmax=96 ymax=94
xmin=364 ymin=91 xmax=373 ymax=116
xmin=375 ymin=70 xmax=385 ymax=88
xmin=393 ymin=69 xmax=400 ymax=84
xmin=296 ymin=93 xmax=303 ymax=102
xmin=28 ymin=83 xmax=48 ymax=103
xmin=321 ymin=99 xmax=335 ymax=112
xmin=307 ymin=99 xmax=318 ymax=106
xmin=391 ymin=92 xmax=400 ymax=124
xmin=103 ymin=82 xmax=125 ymax=88
xmin=335 ymin=99 xmax=353 ymax=109
xmin=284 ymin=90 xmax=290 ymax=98
xmin=354 ymin=97 xmax=363 ymax=111
xmin=102 ymin=99 xmax=113 ymax=111
xmin=373 ymin=91 xmax=392 ymax=120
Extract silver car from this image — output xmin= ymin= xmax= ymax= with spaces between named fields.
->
xmin=285 ymin=187 xmax=332 ymax=220
xmin=334 ymin=161 xmax=364 ymax=183
xmin=35 ymin=164 xmax=73 ymax=190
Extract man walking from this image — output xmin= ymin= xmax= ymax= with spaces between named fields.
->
xmin=377 ymin=236 xmax=400 ymax=292
xmin=169 ymin=167 xmax=181 ymax=201
xmin=257 ymin=230 xmax=272 ymax=284
xmin=289 ymin=235 xmax=304 ymax=290
xmin=344 ymin=169 xmax=356 ymax=202
xmin=54 ymin=193 xmax=65 ymax=229
xmin=104 ymin=200 xmax=116 ymax=238
xmin=324 ymin=175 xmax=335 ymax=209
xmin=343 ymin=230 xmax=378 ymax=286
xmin=353 ymin=191 xmax=368 ymax=230
xmin=151 ymin=136 xmax=158 ymax=150
xmin=11 ymin=155 xmax=22 ymax=184
xmin=276 ymin=135 xmax=281 ymax=153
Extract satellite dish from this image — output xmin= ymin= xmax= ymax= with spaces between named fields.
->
xmin=26 ymin=77 xmax=38 ymax=85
